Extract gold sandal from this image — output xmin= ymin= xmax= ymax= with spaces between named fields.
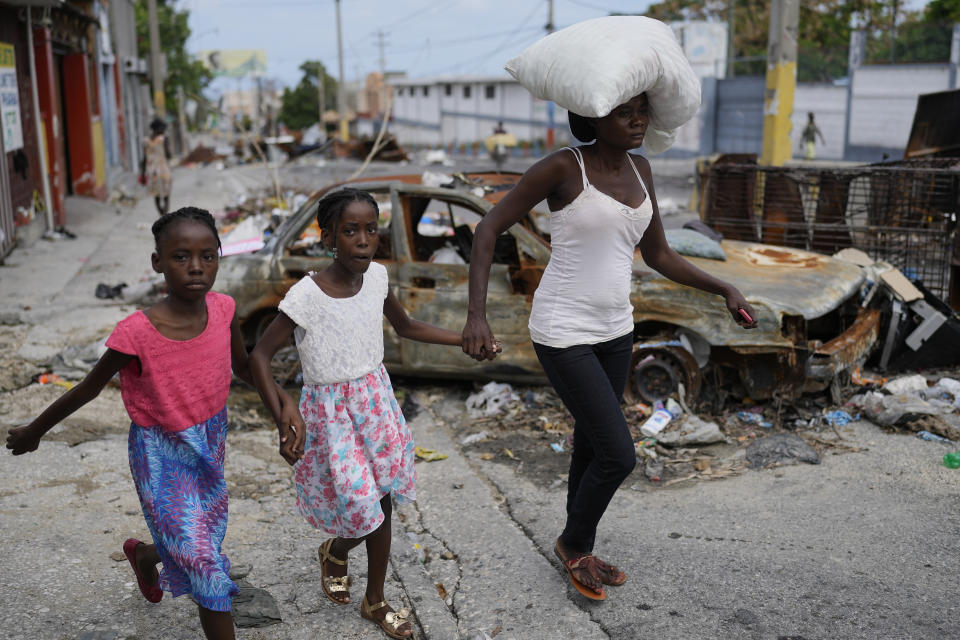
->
xmin=318 ymin=539 xmax=352 ymax=605
xmin=361 ymin=595 xmax=413 ymax=639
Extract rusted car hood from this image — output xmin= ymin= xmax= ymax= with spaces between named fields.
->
xmin=633 ymin=240 xmax=865 ymax=348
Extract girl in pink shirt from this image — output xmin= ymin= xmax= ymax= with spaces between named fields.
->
xmin=6 ymin=208 xmax=299 ymax=640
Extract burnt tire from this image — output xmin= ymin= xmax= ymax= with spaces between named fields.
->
xmin=629 ymin=342 xmax=701 ymax=405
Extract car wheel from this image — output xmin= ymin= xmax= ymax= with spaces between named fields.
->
xmin=629 ymin=342 xmax=701 ymax=405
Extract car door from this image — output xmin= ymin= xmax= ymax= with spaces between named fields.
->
xmin=392 ymin=184 xmax=544 ymax=379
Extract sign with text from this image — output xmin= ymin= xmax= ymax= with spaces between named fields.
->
xmin=0 ymin=42 xmax=24 ymax=151
xmin=197 ymin=49 xmax=267 ymax=78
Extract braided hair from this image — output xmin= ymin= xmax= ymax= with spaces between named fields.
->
xmin=151 ymin=207 xmax=221 ymax=252
xmin=315 ymin=188 xmax=379 ymax=249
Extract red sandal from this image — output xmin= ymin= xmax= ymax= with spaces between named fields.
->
xmin=554 ymin=540 xmax=606 ymax=601
xmin=122 ymin=538 xmax=163 ymax=603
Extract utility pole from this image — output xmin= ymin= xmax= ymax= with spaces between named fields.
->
xmin=759 ymin=0 xmax=799 ymax=166
xmin=375 ymin=30 xmax=387 ymax=74
xmin=889 ymin=0 xmax=898 ymax=64
xmin=545 ymin=0 xmax=555 ymax=150
xmin=317 ymin=63 xmax=326 ymax=131
xmin=726 ymin=0 xmax=735 ymax=77
xmin=147 ymin=0 xmax=165 ymax=117
xmin=336 ymin=0 xmax=348 ymax=142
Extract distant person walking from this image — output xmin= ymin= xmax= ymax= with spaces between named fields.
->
xmin=800 ymin=112 xmax=825 ymax=160
xmin=142 ymin=118 xmax=173 ymax=215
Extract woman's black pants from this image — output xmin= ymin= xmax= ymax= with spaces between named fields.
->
xmin=533 ymin=332 xmax=635 ymax=554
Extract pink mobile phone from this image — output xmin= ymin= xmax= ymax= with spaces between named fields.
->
xmin=738 ymin=308 xmax=754 ymax=324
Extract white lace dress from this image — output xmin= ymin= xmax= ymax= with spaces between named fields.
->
xmin=278 ymin=262 xmax=416 ymax=538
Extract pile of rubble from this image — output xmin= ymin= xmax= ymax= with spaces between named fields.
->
xmin=456 ymin=370 xmax=960 ymax=487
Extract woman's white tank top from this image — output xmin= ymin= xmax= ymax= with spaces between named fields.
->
xmin=528 ymin=146 xmax=654 ymax=348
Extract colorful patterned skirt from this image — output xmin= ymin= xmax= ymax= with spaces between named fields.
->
xmin=128 ymin=407 xmax=238 ymax=612
xmin=295 ymin=364 xmax=416 ymax=538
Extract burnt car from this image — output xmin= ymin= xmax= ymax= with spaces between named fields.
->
xmin=215 ymin=172 xmax=880 ymax=403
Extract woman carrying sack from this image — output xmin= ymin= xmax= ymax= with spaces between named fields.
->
xmin=461 ymin=16 xmax=757 ymax=601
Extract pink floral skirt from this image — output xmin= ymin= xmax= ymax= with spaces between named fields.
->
xmin=295 ymin=364 xmax=416 ymax=538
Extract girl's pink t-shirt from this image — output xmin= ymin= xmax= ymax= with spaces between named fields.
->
xmin=105 ymin=292 xmax=235 ymax=431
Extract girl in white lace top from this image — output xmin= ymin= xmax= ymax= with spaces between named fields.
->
xmin=249 ymin=188 xmax=466 ymax=639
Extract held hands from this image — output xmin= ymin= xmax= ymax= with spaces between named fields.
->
xmin=461 ymin=314 xmax=502 ymax=362
xmin=724 ymin=287 xmax=758 ymax=329
xmin=6 ymin=424 xmax=42 ymax=456
xmin=276 ymin=394 xmax=306 ymax=466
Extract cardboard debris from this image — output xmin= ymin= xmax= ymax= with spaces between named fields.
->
xmin=879 ymin=268 xmax=923 ymax=303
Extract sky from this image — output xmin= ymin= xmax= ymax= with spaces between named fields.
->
xmin=184 ymin=0 xmax=660 ymax=94
xmin=184 ymin=0 xmax=932 ymax=96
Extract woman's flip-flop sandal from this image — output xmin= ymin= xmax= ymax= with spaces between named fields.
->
xmin=361 ymin=596 xmax=414 ymax=639
xmin=318 ymin=538 xmax=352 ymax=605
xmin=122 ymin=538 xmax=163 ymax=603
xmin=594 ymin=557 xmax=627 ymax=586
xmin=554 ymin=541 xmax=607 ymax=601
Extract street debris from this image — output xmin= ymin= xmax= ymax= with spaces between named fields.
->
xmin=944 ymin=451 xmax=960 ymax=468
xmin=656 ymin=415 xmax=726 ymax=446
xmin=94 ymin=282 xmax=127 ymax=299
xmin=415 ymin=446 xmax=448 ymax=462
xmin=466 ymin=382 xmax=519 ymax=418
xmin=48 ymin=338 xmax=107 ymax=380
xmin=745 ymin=434 xmax=821 ymax=469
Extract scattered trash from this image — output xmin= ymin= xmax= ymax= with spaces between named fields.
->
xmin=745 ymin=434 xmax=821 ymax=469
xmin=35 ymin=373 xmax=75 ymax=390
xmin=95 ymin=282 xmax=127 ymax=299
xmin=883 ymin=375 xmax=929 ymax=396
xmin=414 ymin=447 xmax=447 ymax=462
xmin=407 ymin=532 xmax=427 ymax=563
xmin=550 ymin=442 xmax=565 ymax=453
xmin=48 ymin=338 xmax=108 ymax=379
xmin=640 ymin=406 xmax=675 ymax=437
xmin=916 ymin=430 xmax=953 ymax=444
xmin=851 ymin=366 xmax=887 ymax=386
xmin=632 ymin=402 xmax=652 ymax=417
xmin=231 ymin=579 xmax=282 ymax=628
xmin=461 ymin=431 xmax=490 ymax=446
xmin=737 ymin=411 xmax=773 ymax=428
xmin=644 ymin=458 xmax=664 ymax=482
xmin=944 ymin=452 xmax=960 ymax=469
xmin=121 ymin=278 xmax=164 ymax=304
xmin=657 ymin=415 xmax=726 ymax=446
xmin=665 ymin=397 xmax=683 ymax=417
xmin=465 ymin=382 xmax=519 ymax=418
xmin=823 ymin=410 xmax=858 ymax=427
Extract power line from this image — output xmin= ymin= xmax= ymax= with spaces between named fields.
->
xmin=387 ymin=25 xmax=542 ymax=54
xmin=372 ymin=0 xmax=463 ymax=34
xmin=459 ymin=0 xmax=546 ymax=74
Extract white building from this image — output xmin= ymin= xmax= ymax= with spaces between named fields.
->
xmin=384 ymin=75 xmax=571 ymax=149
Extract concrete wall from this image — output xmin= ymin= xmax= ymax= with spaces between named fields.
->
xmin=714 ymin=76 xmax=765 ymax=155
xmin=846 ymin=64 xmax=953 ymax=161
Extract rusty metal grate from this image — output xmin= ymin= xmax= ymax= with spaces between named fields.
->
xmin=703 ymin=162 xmax=960 ymax=302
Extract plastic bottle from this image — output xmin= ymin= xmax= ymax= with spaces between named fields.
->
xmin=944 ymin=452 xmax=960 ymax=469
xmin=640 ymin=408 xmax=674 ymax=437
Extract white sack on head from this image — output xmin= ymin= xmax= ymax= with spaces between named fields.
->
xmin=505 ymin=16 xmax=701 ymax=153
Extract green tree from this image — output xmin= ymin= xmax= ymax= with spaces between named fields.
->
xmin=644 ymin=0 xmax=918 ymax=81
xmin=135 ymin=0 xmax=211 ymax=114
xmin=278 ymin=61 xmax=338 ymax=131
